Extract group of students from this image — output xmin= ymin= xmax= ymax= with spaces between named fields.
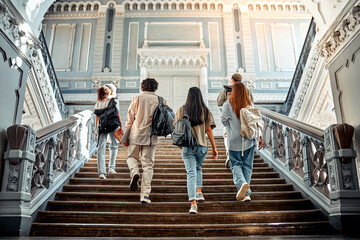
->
xmin=94 ymin=75 xmax=263 ymax=214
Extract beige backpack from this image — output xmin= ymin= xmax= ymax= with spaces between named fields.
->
xmin=239 ymin=106 xmax=264 ymax=154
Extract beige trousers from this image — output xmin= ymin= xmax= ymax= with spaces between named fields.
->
xmin=126 ymin=144 xmax=156 ymax=198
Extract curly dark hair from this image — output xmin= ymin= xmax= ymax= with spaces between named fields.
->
xmin=97 ymin=86 xmax=111 ymax=101
xmin=141 ymin=78 xmax=158 ymax=92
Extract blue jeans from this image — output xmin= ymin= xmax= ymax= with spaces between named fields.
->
xmin=97 ymin=130 xmax=119 ymax=175
xmin=229 ymin=146 xmax=255 ymax=196
xmin=182 ymin=145 xmax=208 ymax=201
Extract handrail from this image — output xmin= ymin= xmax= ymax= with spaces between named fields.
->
xmin=36 ymin=116 xmax=77 ymax=142
xmin=258 ymin=106 xmax=324 ymax=141
xmin=282 ymin=18 xmax=316 ymax=115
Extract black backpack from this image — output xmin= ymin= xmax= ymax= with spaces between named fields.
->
xmin=94 ymin=98 xmax=121 ymax=135
xmin=151 ymin=96 xmax=175 ymax=137
xmin=172 ymin=106 xmax=196 ymax=147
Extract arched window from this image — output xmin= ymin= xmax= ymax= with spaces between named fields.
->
xmin=202 ymin=4 xmax=207 ymax=10
xmin=195 ymin=3 xmax=199 ymax=10
xmin=148 ymin=3 xmax=153 ymax=10
xmin=49 ymin=5 xmax=54 ymax=12
xmin=179 ymin=3 xmax=184 ymax=10
xmin=141 ymin=3 xmax=145 ymax=10
xmin=71 ymin=5 xmax=76 ymax=11
xmin=56 ymin=5 xmax=61 ymax=12
xmin=156 ymin=3 xmax=161 ymax=9
xmin=125 ymin=3 xmax=130 ymax=10
xmin=94 ymin=4 xmax=99 ymax=10
xmin=64 ymin=5 xmax=69 ymax=11
xmin=187 ymin=3 xmax=192 ymax=10
xmin=164 ymin=3 xmax=169 ymax=10
xmin=103 ymin=7 xmax=115 ymax=71
xmin=79 ymin=4 xmax=84 ymax=11
xmin=171 ymin=3 xmax=176 ymax=9
xmin=86 ymin=4 xmax=92 ymax=11
xmin=133 ymin=3 xmax=138 ymax=10
xmin=218 ymin=4 xmax=223 ymax=10
xmin=210 ymin=3 xmax=215 ymax=10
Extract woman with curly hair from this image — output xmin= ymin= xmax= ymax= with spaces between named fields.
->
xmin=94 ymin=84 xmax=121 ymax=179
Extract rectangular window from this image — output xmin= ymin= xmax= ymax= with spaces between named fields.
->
xmin=255 ymin=23 xmax=270 ymax=72
xmin=78 ymin=23 xmax=92 ymax=72
xmin=127 ymin=22 xmax=139 ymax=71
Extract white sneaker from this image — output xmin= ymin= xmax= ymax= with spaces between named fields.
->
xmin=108 ymin=168 xmax=117 ymax=174
xmin=141 ymin=196 xmax=151 ymax=204
xmin=225 ymin=158 xmax=230 ymax=168
xmin=189 ymin=205 xmax=198 ymax=214
xmin=242 ymin=195 xmax=251 ymax=202
xmin=99 ymin=173 xmax=106 ymax=179
xmin=196 ymin=192 xmax=205 ymax=201
xmin=236 ymin=183 xmax=249 ymax=201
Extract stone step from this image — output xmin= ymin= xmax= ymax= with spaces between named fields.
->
xmin=47 ymin=199 xmax=311 ymax=213
xmin=74 ymin=172 xmax=280 ymax=179
xmin=31 ymin=221 xmax=331 ymax=237
xmin=69 ymin=177 xmax=286 ymax=186
xmin=83 ymin=162 xmax=269 ymax=168
xmin=36 ymin=209 xmax=325 ymax=224
xmin=86 ymin=158 xmax=264 ymax=164
xmin=78 ymin=167 xmax=275 ymax=174
xmin=55 ymin=191 xmax=300 ymax=202
xmin=62 ymin=184 xmax=293 ymax=194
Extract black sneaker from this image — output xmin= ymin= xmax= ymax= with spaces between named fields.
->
xmin=130 ymin=173 xmax=140 ymax=191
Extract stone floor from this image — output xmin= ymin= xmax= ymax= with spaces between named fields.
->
xmin=2 ymin=236 xmax=360 ymax=240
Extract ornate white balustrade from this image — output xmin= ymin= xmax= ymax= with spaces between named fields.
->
xmin=0 ymin=110 xmax=97 ymax=236
xmin=258 ymin=106 xmax=360 ymax=233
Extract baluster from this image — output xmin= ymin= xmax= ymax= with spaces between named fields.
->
xmin=269 ymin=121 xmax=277 ymax=160
xmin=64 ymin=129 xmax=72 ymax=172
xmin=45 ymin=137 xmax=56 ymax=188
xmin=300 ymin=134 xmax=311 ymax=186
xmin=76 ymin=122 xmax=83 ymax=161
xmin=284 ymin=127 xmax=292 ymax=170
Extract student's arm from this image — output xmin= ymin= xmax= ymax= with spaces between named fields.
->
xmin=206 ymin=126 xmax=218 ymax=160
xmin=220 ymin=102 xmax=230 ymax=127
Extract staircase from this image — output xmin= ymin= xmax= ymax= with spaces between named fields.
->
xmin=31 ymin=138 xmax=332 ymax=237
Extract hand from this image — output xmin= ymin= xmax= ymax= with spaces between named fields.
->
xmin=212 ymin=149 xmax=218 ymax=160
xmin=258 ymin=136 xmax=263 ymax=150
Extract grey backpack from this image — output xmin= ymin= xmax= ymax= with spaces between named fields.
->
xmin=172 ymin=106 xmax=196 ymax=147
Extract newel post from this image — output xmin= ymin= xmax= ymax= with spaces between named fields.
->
xmin=325 ymin=123 xmax=360 ymax=235
xmin=0 ymin=125 xmax=36 ymax=236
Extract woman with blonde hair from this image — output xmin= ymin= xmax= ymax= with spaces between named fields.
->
xmin=94 ymin=85 xmax=121 ymax=179
xmin=220 ymin=82 xmax=263 ymax=201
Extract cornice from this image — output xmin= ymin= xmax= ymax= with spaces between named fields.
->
xmin=0 ymin=1 xmax=39 ymax=61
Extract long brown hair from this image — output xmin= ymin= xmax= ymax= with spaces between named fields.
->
xmin=229 ymin=82 xmax=251 ymax=118
xmin=97 ymin=86 xmax=111 ymax=101
xmin=185 ymin=87 xmax=209 ymax=126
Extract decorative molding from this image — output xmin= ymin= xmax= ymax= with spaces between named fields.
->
xmin=318 ymin=4 xmax=360 ymax=61
xmin=290 ymin=49 xmax=322 ymax=118
xmin=253 ymin=93 xmax=287 ymax=103
xmin=246 ymin=1 xmax=307 ymax=13
xmin=0 ymin=1 xmax=39 ymax=60
xmin=21 ymin=85 xmax=45 ymax=130
xmin=138 ymin=47 xmax=210 ymax=70
xmin=63 ymin=93 xmax=137 ymax=102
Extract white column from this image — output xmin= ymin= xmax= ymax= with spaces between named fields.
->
xmin=200 ymin=66 xmax=208 ymax=105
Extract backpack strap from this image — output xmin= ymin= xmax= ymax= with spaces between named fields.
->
xmin=183 ymin=105 xmax=199 ymax=149
xmin=158 ymin=96 xmax=163 ymax=105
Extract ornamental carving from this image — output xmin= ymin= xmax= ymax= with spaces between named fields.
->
xmin=341 ymin=163 xmax=355 ymax=190
xmin=6 ymin=163 xmax=20 ymax=192
xmin=138 ymin=47 xmax=209 ymax=70
xmin=319 ymin=4 xmax=360 ymax=59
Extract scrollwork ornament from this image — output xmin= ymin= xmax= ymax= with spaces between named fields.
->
xmin=6 ymin=162 xmax=21 ymax=192
xmin=300 ymin=136 xmax=308 ymax=148
xmin=341 ymin=163 xmax=355 ymax=190
xmin=328 ymin=162 xmax=337 ymax=192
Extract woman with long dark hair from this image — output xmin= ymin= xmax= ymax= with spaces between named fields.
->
xmin=221 ymin=82 xmax=263 ymax=201
xmin=173 ymin=87 xmax=218 ymax=214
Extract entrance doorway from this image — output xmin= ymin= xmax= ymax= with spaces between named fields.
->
xmin=151 ymin=76 xmax=199 ymax=112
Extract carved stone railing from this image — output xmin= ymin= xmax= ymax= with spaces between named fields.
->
xmin=258 ymin=106 xmax=360 ymax=234
xmin=282 ymin=18 xmax=316 ymax=115
xmin=38 ymin=32 xmax=67 ymax=118
xmin=0 ymin=110 xmax=96 ymax=236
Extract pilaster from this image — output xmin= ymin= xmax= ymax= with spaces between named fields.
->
xmin=222 ymin=10 xmax=236 ymax=78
